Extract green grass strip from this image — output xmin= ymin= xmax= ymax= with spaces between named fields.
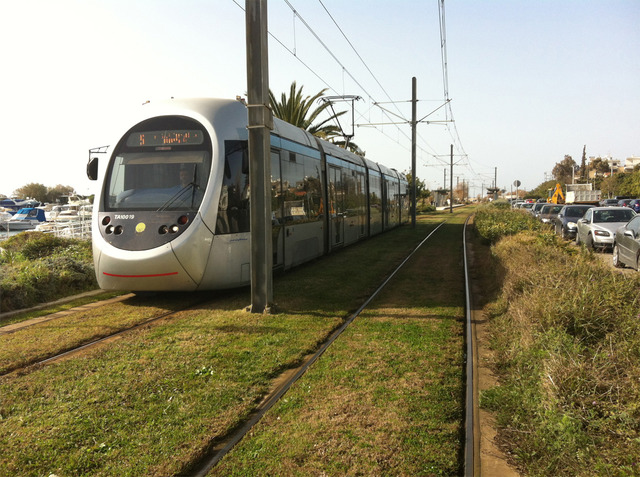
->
xmin=211 ymin=212 xmax=469 ymax=476
xmin=0 ymin=210 xmax=470 ymax=476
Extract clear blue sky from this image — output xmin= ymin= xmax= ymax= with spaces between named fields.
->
xmin=1 ymin=0 xmax=638 ymax=198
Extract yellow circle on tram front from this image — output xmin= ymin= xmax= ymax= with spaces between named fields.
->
xmin=136 ymin=222 xmax=146 ymax=233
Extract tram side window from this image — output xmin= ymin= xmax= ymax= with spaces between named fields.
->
xmin=369 ymin=174 xmax=383 ymax=226
xmin=280 ymin=153 xmax=322 ymax=223
xmin=344 ymin=168 xmax=366 ymax=218
xmin=216 ymin=141 xmax=250 ymax=234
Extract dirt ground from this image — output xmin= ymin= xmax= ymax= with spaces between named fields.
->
xmin=473 ymin=304 xmax=521 ymax=476
xmin=467 ymin=223 xmax=522 ymax=477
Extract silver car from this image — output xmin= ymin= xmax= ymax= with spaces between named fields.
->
xmin=613 ymin=215 xmax=640 ymax=269
xmin=575 ymin=207 xmax=637 ymax=250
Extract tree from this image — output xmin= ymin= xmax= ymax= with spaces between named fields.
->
xmin=269 ymin=82 xmax=346 ymax=143
xmin=404 ymin=172 xmax=431 ymax=204
xmin=579 ymin=145 xmax=587 ymax=182
xmin=46 ymin=184 xmax=75 ymax=203
xmin=13 ymin=183 xmax=48 ymax=202
xmin=12 ymin=183 xmax=75 ymax=203
xmin=590 ymin=156 xmax=612 ymax=176
xmin=552 ymin=155 xmax=576 ymax=184
xmin=526 ymin=180 xmax=558 ymax=201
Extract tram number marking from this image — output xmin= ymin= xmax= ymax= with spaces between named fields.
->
xmin=115 ymin=214 xmax=135 ymax=220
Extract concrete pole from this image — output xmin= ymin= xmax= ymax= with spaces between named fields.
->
xmin=246 ymin=0 xmax=273 ymax=313
xmin=449 ymin=144 xmax=453 ymax=213
xmin=411 ymin=77 xmax=417 ymax=228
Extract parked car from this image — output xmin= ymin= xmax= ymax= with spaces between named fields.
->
xmin=613 ymin=215 xmax=640 ymax=269
xmin=538 ymin=204 xmax=564 ymax=224
xmin=617 ymin=199 xmax=632 ymax=207
xmin=518 ymin=202 xmax=534 ymax=212
xmin=627 ymin=199 xmax=640 ymax=213
xmin=530 ymin=202 xmax=548 ymax=218
xmin=599 ymin=198 xmax=619 ymax=207
xmin=553 ymin=204 xmax=592 ymax=239
xmin=575 ymin=207 xmax=637 ymax=251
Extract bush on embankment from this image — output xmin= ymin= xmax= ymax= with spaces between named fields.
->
xmin=475 ymin=203 xmax=640 ymax=476
xmin=474 ymin=201 xmax=544 ymax=243
xmin=0 ymin=232 xmax=97 ymax=313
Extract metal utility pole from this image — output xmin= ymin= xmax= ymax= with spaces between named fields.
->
xmin=245 ymin=0 xmax=273 ymax=313
xmin=449 ymin=144 xmax=453 ymax=213
xmin=411 ymin=77 xmax=417 ymax=228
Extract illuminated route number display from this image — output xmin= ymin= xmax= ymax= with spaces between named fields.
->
xmin=126 ymin=130 xmax=204 ymax=147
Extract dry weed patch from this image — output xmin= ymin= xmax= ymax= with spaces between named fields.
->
xmin=477 ymin=208 xmax=640 ymax=476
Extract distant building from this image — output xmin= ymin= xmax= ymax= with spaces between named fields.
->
xmin=588 ymin=155 xmax=622 ymax=179
xmin=624 ymin=156 xmax=640 ymax=173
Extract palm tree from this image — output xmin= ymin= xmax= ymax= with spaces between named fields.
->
xmin=269 ymin=81 xmax=346 ymax=142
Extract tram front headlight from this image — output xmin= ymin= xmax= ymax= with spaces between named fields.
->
xmin=169 ymin=225 xmax=180 ymax=233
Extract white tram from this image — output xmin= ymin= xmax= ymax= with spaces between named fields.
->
xmin=87 ymin=98 xmax=409 ymax=291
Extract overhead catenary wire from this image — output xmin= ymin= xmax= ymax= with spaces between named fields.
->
xmin=235 ymin=0 xmax=483 ymax=188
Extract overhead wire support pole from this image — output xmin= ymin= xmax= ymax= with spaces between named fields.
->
xmin=411 ymin=77 xmax=417 ymax=228
xmin=246 ymin=0 xmax=273 ymax=313
xmin=449 ymin=144 xmax=454 ymax=214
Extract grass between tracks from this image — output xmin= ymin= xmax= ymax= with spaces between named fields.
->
xmin=0 ymin=208 xmax=470 ymax=477
xmin=0 ymin=291 xmax=125 ymax=327
xmin=211 ymin=212 xmax=468 ymax=476
xmin=0 ymin=292 xmax=215 ymax=374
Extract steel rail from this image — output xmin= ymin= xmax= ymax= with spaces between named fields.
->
xmin=0 ymin=297 xmax=213 ymax=377
xmin=463 ymin=215 xmax=480 ymax=476
xmin=189 ymin=221 xmax=448 ymax=477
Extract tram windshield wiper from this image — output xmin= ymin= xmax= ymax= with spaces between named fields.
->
xmin=157 ymin=183 xmax=197 ymax=211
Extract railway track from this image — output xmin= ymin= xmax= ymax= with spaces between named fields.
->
xmin=191 ymin=216 xmax=480 ymax=476
xmin=0 ymin=213 xmax=481 ymax=476
xmin=0 ymin=293 xmax=225 ymax=376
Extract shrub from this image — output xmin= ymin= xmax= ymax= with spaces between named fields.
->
xmin=482 ymin=229 xmax=640 ymax=476
xmin=474 ymin=204 xmax=543 ymax=243
xmin=0 ymin=233 xmax=96 ymax=312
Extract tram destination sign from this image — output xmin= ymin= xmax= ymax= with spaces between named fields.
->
xmin=126 ymin=130 xmax=204 ymax=147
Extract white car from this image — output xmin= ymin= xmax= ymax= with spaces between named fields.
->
xmin=576 ymin=206 xmax=637 ymax=250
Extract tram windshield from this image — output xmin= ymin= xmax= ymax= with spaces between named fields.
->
xmin=105 ymin=151 xmax=210 ymax=211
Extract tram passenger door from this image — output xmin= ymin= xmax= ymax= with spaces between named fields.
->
xmin=271 ymin=151 xmax=284 ymax=269
xmin=329 ymin=166 xmax=344 ymax=247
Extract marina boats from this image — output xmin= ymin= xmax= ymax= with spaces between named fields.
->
xmin=0 ymin=210 xmax=12 ymax=230
xmin=0 ymin=198 xmax=41 ymax=213
xmin=1 ymin=207 xmax=47 ymax=231
xmin=44 ymin=204 xmax=92 ymax=224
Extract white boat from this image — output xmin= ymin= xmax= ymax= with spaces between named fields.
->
xmin=48 ymin=204 xmax=80 ymax=222
xmin=47 ymin=201 xmax=92 ymax=223
xmin=2 ymin=208 xmax=47 ymax=231
xmin=0 ymin=210 xmax=12 ymax=230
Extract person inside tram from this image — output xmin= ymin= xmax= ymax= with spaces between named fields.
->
xmin=169 ymin=163 xmax=202 ymax=209
xmin=179 ymin=164 xmax=192 ymax=188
